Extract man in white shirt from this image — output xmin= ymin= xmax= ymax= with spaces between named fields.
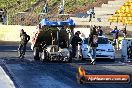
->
xmin=87 ymin=7 xmax=95 ymax=22
xmin=59 ymin=3 xmax=64 ymax=14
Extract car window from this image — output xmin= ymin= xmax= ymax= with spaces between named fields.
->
xmin=83 ymin=37 xmax=108 ymax=44
xmin=98 ymin=37 xmax=108 ymax=44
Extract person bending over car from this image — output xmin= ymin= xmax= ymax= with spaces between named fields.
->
xmin=88 ymin=27 xmax=98 ymax=65
xmin=18 ymin=29 xmax=30 ymax=58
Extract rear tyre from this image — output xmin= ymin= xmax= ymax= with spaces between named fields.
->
xmin=33 ymin=47 xmax=40 ymax=61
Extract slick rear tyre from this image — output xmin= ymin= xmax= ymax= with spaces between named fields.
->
xmin=33 ymin=47 xmax=40 ymax=61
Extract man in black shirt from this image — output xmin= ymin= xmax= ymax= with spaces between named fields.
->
xmin=18 ymin=29 xmax=30 ymax=58
xmin=71 ymin=32 xmax=82 ymax=58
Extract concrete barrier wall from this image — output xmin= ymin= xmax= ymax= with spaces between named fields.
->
xmin=0 ymin=25 xmax=36 ymax=42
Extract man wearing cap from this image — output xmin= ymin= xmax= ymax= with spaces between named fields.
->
xmin=18 ymin=29 xmax=30 ymax=58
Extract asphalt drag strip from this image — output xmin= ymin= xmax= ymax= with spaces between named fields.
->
xmin=4 ymin=59 xmax=132 ymax=88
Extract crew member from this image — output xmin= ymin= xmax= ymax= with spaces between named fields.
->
xmin=71 ymin=32 xmax=82 ymax=59
xmin=88 ymin=27 xmax=98 ymax=65
xmin=18 ymin=29 xmax=30 ymax=58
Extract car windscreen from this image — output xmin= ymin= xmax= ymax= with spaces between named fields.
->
xmin=98 ymin=37 xmax=108 ymax=44
xmin=83 ymin=37 xmax=108 ymax=44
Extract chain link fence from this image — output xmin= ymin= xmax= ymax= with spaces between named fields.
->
xmin=8 ymin=12 xmax=75 ymax=26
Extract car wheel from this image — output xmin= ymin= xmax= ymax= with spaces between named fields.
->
xmin=33 ymin=47 xmax=40 ymax=61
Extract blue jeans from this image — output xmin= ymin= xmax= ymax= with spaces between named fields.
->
xmin=88 ymin=46 xmax=96 ymax=62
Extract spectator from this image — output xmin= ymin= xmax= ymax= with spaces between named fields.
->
xmin=58 ymin=3 xmax=64 ymax=14
xmin=2 ymin=8 xmax=7 ymax=25
xmin=110 ymin=26 xmax=120 ymax=50
xmin=71 ymin=32 xmax=82 ymax=59
xmin=0 ymin=9 xmax=3 ymax=22
xmin=43 ymin=2 xmax=48 ymax=13
xmin=122 ymin=26 xmax=127 ymax=39
xmin=98 ymin=26 xmax=103 ymax=36
xmin=87 ymin=7 xmax=95 ymax=22
xmin=88 ymin=27 xmax=98 ymax=65
xmin=18 ymin=29 xmax=30 ymax=59
xmin=76 ymin=31 xmax=82 ymax=59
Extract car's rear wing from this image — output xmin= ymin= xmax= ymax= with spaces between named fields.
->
xmin=40 ymin=18 xmax=75 ymax=27
xmin=31 ymin=18 xmax=75 ymax=50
